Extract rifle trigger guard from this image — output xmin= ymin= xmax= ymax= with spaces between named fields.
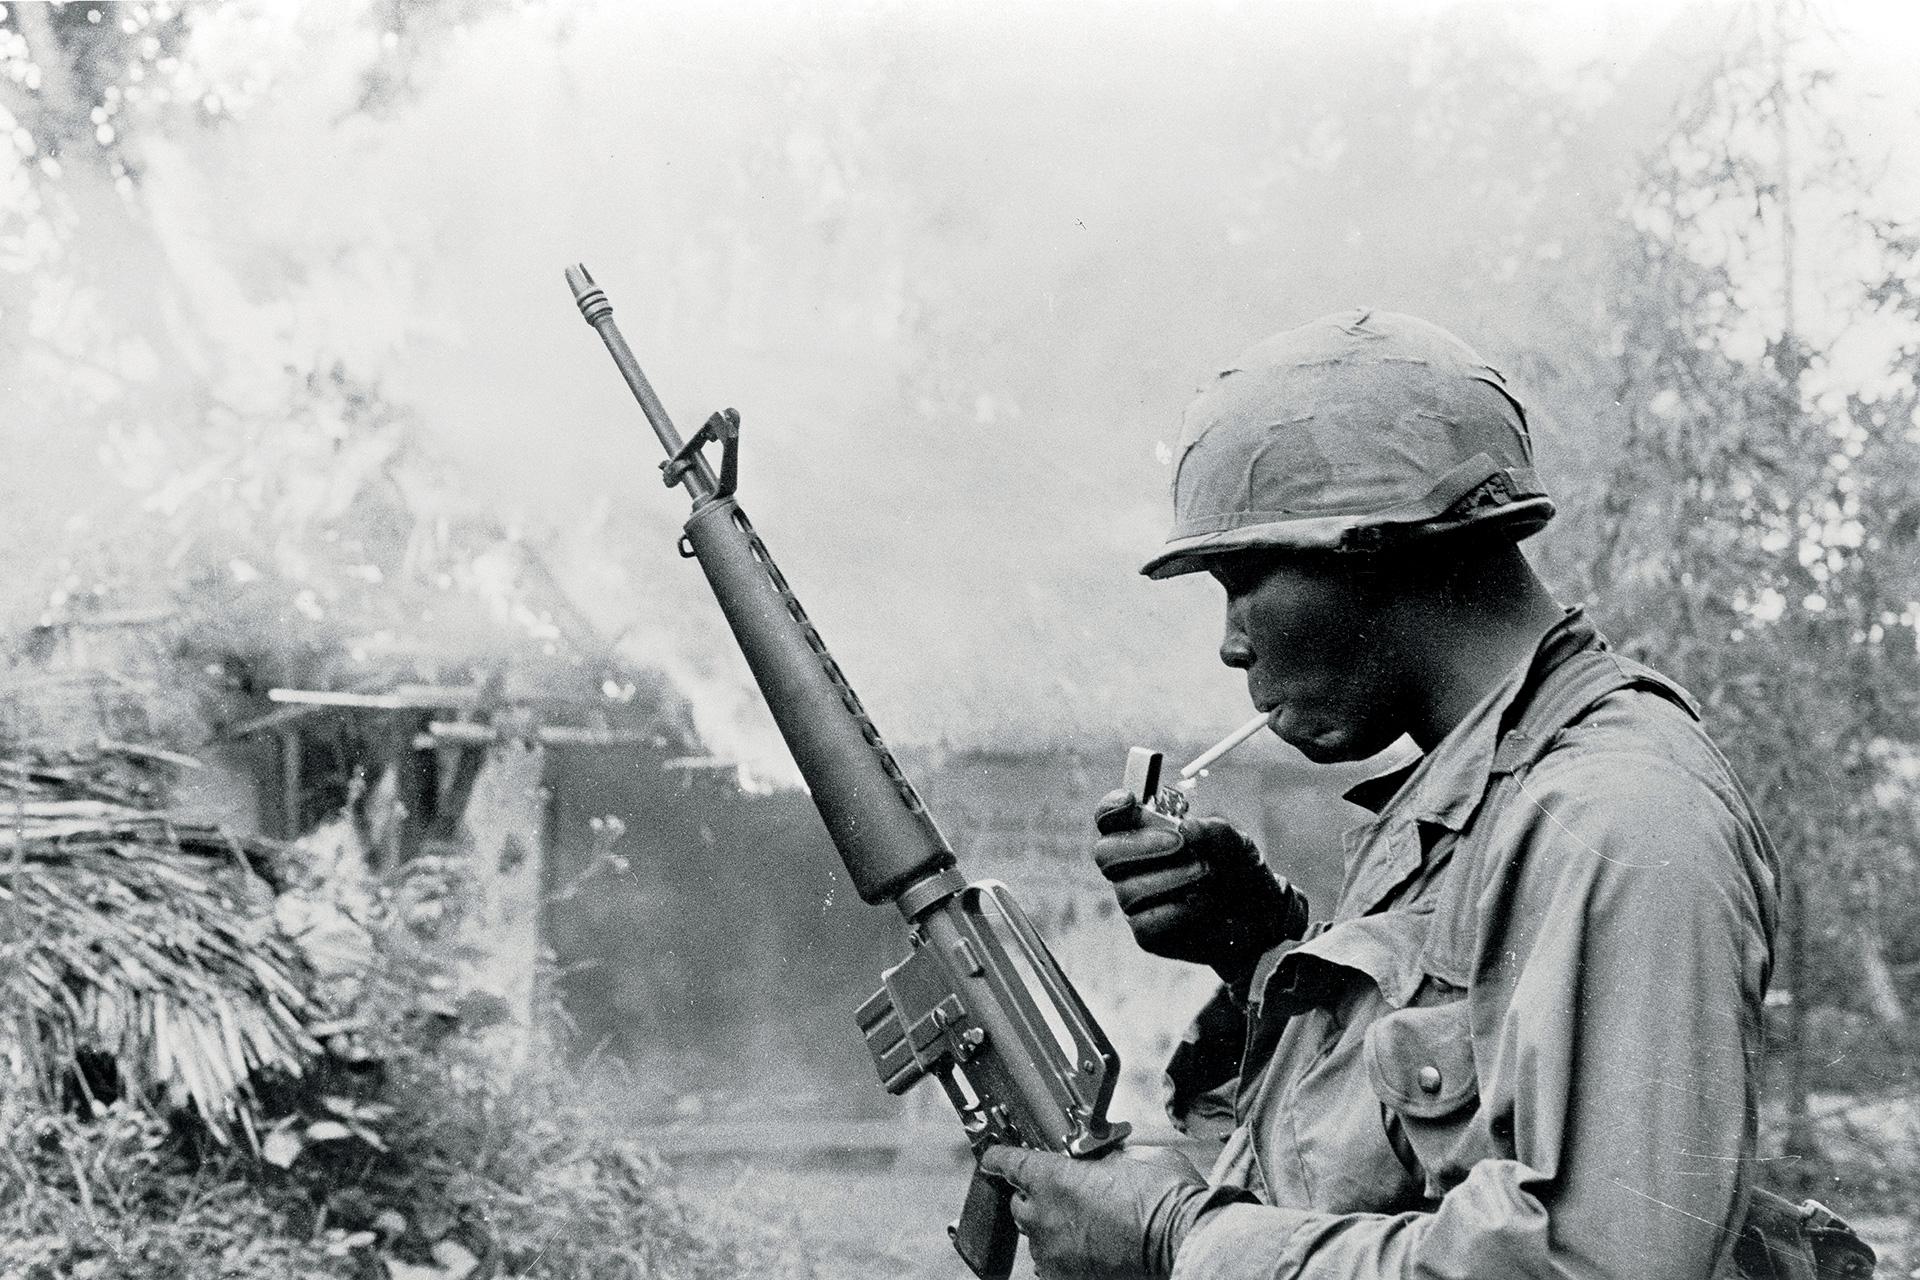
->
xmin=660 ymin=408 xmax=741 ymax=498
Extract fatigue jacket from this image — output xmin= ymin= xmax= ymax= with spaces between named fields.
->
xmin=1169 ymin=610 xmax=1780 ymax=1280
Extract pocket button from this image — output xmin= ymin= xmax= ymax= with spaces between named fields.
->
xmin=1416 ymin=1065 xmax=1442 ymax=1095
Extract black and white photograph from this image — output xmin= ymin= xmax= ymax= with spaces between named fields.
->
xmin=1 ymin=1 xmax=1915 ymax=1276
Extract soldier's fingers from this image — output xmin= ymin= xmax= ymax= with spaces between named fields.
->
xmin=1119 ymin=1144 xmax=1204 ymax=1177
xmin=1007 ymin=1187 xmax=1037 ymax=1236
xmin=1028 ymin=1238 xmax=1071 ymax=1280
xmin=1109 ymin=865 xmax=1208 ymax=914
xmin=1094 ymin=789 xmax=1146 ymax=835
xmin=1000 ymin=1148 xmax=1083 ymax=1197
xmin=1092 ymin=828 xmax=1185 ymax=876
xmin=1185 ymin=817 xmax=1259 ymax=864
xmin=977 ymin=1145 xmax=1030 ymax=1188
xmin=1126 ymin=900 xmax=1207 ymax=943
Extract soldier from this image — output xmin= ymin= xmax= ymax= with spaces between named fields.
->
xmin=982 ymin=311 xmax=1799 ymax=1278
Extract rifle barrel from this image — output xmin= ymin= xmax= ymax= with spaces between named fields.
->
xmin=566 ymin=263 xmax=720 ymax=501
xmin=567 ymin=263 xmax=961 ymax=911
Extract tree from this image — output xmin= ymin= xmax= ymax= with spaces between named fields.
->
xmin=1587 ymin=0 xmax=1920 ymax=1198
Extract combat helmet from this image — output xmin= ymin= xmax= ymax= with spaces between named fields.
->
xmin=1141 ymin=309 xmax=1555 ymax=579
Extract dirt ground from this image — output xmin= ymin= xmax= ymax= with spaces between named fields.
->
xmin=678 ymin=1151 xmax=1004 ymax=1280
xmin=655 ymin=1120 xmax=1222 ymax=1279
xmin=667 ymin=1130 xmax=1919 ymax=1279
xmin=681 ymin=1165 xmax=1918 ymax=1280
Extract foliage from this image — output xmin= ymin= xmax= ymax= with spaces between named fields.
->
xmin=0 ymin=1100 xmax=350 ymax=1280
xmin=264 ymin=1040 xmax=814 ymax=1280
xmin=1585 ymin=0 xmax=1920 ymax=1204
xmin=259 ymin=787 xmax=816 ymax=1279
xmin=0 ymin=1066 xmax=815 ymax=1280
xmin=0 ymin=791 xmax=814 ymax=1280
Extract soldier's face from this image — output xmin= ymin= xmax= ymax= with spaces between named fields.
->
xmin=1208 ymin=551 xmax=1408 ymax=764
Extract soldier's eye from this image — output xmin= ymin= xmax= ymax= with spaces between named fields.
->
xmin=1212 ymin=562 xmax=1266 ymax=597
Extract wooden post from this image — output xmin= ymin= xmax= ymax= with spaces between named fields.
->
xmin=446 ymin=736 xmax=548 ymax=1072
xmin=279 ymin=729 xmax=303 ymax=839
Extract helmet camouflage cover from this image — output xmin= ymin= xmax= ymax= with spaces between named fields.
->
xmin=1141 ymin=309 xmax=1555 ymax=579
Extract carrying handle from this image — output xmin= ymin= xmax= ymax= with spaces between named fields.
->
xmin=969 ymin=883 xmax=1129 ymax=1154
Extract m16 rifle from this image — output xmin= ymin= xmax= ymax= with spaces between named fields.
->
xmin=565 ymin=265 xmax=1129 ymax=1280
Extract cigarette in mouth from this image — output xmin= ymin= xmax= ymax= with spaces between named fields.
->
xmin=1178 ymin=709 xmax=1279 ymax=782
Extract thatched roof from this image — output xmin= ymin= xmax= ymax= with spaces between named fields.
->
xmin=0 ymin=751 xmax=321 ymax=1145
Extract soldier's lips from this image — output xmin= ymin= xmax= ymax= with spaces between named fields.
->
xmin=1260 ymin=703 xmax=1300 ymax=738
xmin=1263 ymin=704 xmax=1344 ymax=758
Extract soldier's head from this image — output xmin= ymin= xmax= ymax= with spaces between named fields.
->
xmin=1144 ymin=309 xmax=1555 ymax=761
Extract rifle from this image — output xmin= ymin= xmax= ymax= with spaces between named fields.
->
xmin=565 ymin=265 xmax=1130 ymax=1279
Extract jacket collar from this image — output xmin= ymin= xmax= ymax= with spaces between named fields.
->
xmin=1341 ymin=607 xmax=1605 ymax=833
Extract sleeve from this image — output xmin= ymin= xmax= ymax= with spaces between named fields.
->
xmin=1171 ymin=750 xmax=1778 ymax=1280
xmin=1164 ymin=982 xmax=1248 ymax=1141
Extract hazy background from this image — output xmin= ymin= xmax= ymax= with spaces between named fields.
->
xmin=6 ymin=0 xmax=1920 ymax=1273
xmin=7 ymin=0 xmax=1910 ymax=781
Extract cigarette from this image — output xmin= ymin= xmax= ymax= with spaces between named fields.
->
xmin=1178 ymin=709 xmax=1278 ymax=781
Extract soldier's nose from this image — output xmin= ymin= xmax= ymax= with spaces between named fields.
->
xmin=1220 ymin=618 xmax=1254 ymax=670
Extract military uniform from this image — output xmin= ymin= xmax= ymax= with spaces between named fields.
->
xmin=999 ymin=309 xmax=1864 ymax=1280
xmin=1164 ymin=610 xmax=1780 ymax=1279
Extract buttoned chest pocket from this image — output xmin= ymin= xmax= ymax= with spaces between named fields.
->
xmin=1363 ymin=998 xmax=1480 ymax=1201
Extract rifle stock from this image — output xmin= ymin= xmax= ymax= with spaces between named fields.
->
xmin=566 ymin=265 xmax=1129 ymax=1279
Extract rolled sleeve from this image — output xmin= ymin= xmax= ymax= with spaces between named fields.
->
xmin=1173 ymin=1202 xmax=1321 ymax=1280
xmin=1175 ymin=1161 xmax=1557 ymax=1280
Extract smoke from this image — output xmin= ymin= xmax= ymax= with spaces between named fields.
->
xmin=18 ymin=0 xmax=1918 ymax=780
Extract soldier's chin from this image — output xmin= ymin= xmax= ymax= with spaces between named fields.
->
xmin=1293 ymin=739 xmax=1361 ymax=765
xmin=1278 ymin=721 xmax=1362 ymax=764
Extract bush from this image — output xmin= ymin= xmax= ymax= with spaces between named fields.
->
xmin=0 ymin=1057 xmax=815 ymax=1280
xmin=247 ymin=1018 xmax=815 ymax=1280
xmin=0 ymin=1101 xmax=344 ymax=1278
xmin=0 ymin=803 xmax=816 ymax=1279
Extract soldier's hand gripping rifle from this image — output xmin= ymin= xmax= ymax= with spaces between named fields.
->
xmin=565 ymin=265 xmax=1130 ymax=1280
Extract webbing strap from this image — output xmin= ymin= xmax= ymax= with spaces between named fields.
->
xmin=1489 ymin=649 xmax=1696 ymax=779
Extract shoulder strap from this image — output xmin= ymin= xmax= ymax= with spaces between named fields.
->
xmin=1488 ymin=646 xmax=1697 ymax=780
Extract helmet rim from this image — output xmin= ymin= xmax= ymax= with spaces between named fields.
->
xmin=1141 ymin=494 xmax=1555 ymax=580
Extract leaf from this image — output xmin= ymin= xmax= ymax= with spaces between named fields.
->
xmin=262 ymin=1127 xmax=304 ymax=1168
xmin=305 ymin=1119 xmax=355 ymax=1142
xmin=352 ymin=1123 xmax=390 ymax=1151
xmin=431 ymin=1240 xmax=480 ymax=1280
xmin=321 ymin=1094 xmax=394 ymax=1122
xmin=384 ymin=1262 xmax=444 ymax=1280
